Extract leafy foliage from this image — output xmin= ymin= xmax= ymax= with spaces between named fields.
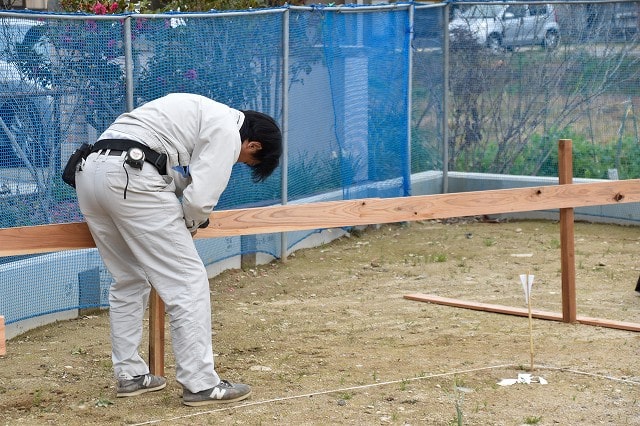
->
xmin=444 ymin=32 xmax=640 ymax=178
xmin=58 ymin=0 xmax=298 ymax=13
xmin=58 ymin=0 xmax=129 ymax=14
xmin=451 ymin=130 xmax=640 ymax=180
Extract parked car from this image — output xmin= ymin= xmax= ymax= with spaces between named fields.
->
xmin=449 ymin=4 xmax=560 ymax=52
xmin=0 ymin=19 xmax=53 ymax=168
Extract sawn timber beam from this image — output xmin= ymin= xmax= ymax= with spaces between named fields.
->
xmin=1 ymin=178 xmax=639 ymax=257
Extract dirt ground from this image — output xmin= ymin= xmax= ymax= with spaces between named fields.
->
xmin=1 ymin=218 xmax=640 ymax=425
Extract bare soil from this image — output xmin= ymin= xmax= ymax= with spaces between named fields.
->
xmin=1 ymin=218 xmax=640 ymax=425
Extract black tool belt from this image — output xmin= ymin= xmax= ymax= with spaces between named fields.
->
xmin=92 ymin=139 xmax=168 ymax=175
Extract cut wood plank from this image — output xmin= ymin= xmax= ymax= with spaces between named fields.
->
xmin=558 ymin=139 xmax=577 ymax=323
xmin=0 ymin=316 xmax=5 ymax=356
xmin=2 ymin=179 xmax=639 ymax=257
xmin=202 ymin=179 xmax=640 ymax=237
xmin=148 ymin=290 xmax=165 ymax=376
xmin=404 ymin=293 xmax=564 ymax=321
xmin=0 ymin=222 xmax=93 ymax=256
xmin=404 ymin=293 xmax=640 ymax=332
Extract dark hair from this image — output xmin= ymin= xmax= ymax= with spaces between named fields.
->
xmin=240 ymin=110 xmax=283 ymax=182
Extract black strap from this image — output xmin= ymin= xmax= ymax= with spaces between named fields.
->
xmin=92 ymin=139 xmax=167 ymax=174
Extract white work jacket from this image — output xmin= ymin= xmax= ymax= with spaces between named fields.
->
xmin=99 ymin=93 xmax=244 ymax=232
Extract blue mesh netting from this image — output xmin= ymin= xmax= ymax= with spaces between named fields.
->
xmin=287 ymin=7 xmax=411 ymax=201
xmin=0 ymin=5 xmax=412 ymax=327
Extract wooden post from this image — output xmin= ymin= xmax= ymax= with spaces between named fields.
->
xmin=240 ymin=235 xmax=257 ymax=271
xmin=0 ymin=315 xmax=5 ymax=356
xmin=558 ymin=139 xmax=577 ymax=323
xmin=148 ymin=289 xmax=165 ymax=376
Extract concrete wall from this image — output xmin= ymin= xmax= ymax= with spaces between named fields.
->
xmin=446 ymin=171 xmax=640 ymax=225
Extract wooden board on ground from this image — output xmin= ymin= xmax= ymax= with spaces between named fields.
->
xmin=404 ymin=294 xmax=640 ymax=332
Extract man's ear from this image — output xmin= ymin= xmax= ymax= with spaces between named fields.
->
xmin=248 ymin=141 xmax=262 ymax=152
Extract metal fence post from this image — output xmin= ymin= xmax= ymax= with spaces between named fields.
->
xmin=281 ymin=8 xmax=290 ymax=262
xmin=442 ymin=3 xmax=450 ymax=194
xmin=123 ymin=16 xmax=134 ymax=112
xmin=406 ymin=4 xmax=414 ymax=196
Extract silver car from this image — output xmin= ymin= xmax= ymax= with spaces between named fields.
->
xmin=449 ymin=4 xmax=560 ymax=52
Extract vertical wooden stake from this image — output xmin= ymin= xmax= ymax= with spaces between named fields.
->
xmin=526 ymin=272 xmax=534 ymax=372
xmin=0 ymin=315 xmax=5 ymax=356
xmin=148 ymin=288 xmax=165 ymax=376
xmin=558 ymin=139 xmax=577 ymax=323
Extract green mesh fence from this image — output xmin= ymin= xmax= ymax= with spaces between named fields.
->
xmin=413 ymin=1 xmax=640 ymax=180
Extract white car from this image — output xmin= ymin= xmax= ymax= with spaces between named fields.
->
xmin=0 ymin=19 xmax=53 ymax=169
xmin=449 ymin=4 xmax=560 ymax=52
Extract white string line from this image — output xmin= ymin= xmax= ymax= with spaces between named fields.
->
xmin=130 ymin=363 xmax=640 ymax=426
xmin=130 ymin=364 xmax=515 ymax=425
xmin=536 ymin=364 xmax=640 ymax=385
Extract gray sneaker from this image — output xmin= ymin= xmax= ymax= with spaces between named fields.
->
xmin=116 ymin=373 xmax=167 ymax=397
xmin=183 ymin=380 xmax=251 ymax=406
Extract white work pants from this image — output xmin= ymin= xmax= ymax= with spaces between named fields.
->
xmin=76 ymin=151 xmax=220 ymax=393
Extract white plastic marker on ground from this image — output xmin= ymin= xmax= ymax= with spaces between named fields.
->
xmin=497 ymin=273 xmax=548 ymax=386
xmin=521 ymin=272 xmax=535 ymax=372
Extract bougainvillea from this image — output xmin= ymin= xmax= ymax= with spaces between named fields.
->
xmin=58 ymin=0 xmax=130 ymax=14
xmin=58 ymin=0 xmax=302 ymax=14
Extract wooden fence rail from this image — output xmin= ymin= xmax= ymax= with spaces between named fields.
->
xmin=2 ymin=178 xmax=639 ymax=257
xmin=1 ymin=140 xmax=639 ymax=369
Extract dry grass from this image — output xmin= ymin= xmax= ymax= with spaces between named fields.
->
xmin=1 ymin=219 xmax=640 ymax=425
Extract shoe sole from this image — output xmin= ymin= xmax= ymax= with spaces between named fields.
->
xmin=183 ymin=390 xmax=252 ymax=407
xmin=116 ymin=382 xmax=167 ymax=397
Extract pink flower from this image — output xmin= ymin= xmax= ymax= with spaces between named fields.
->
xmin=109 ymin=2 xmax=119 ymax=12
xmin=184 ymin=69 xmax=198 ymax=80
xmin=92 ymin=2 xmax=107 ymax=14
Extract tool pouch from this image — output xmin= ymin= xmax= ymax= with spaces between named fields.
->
xmin=62 ymin=143 xmax=93 ymax=188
